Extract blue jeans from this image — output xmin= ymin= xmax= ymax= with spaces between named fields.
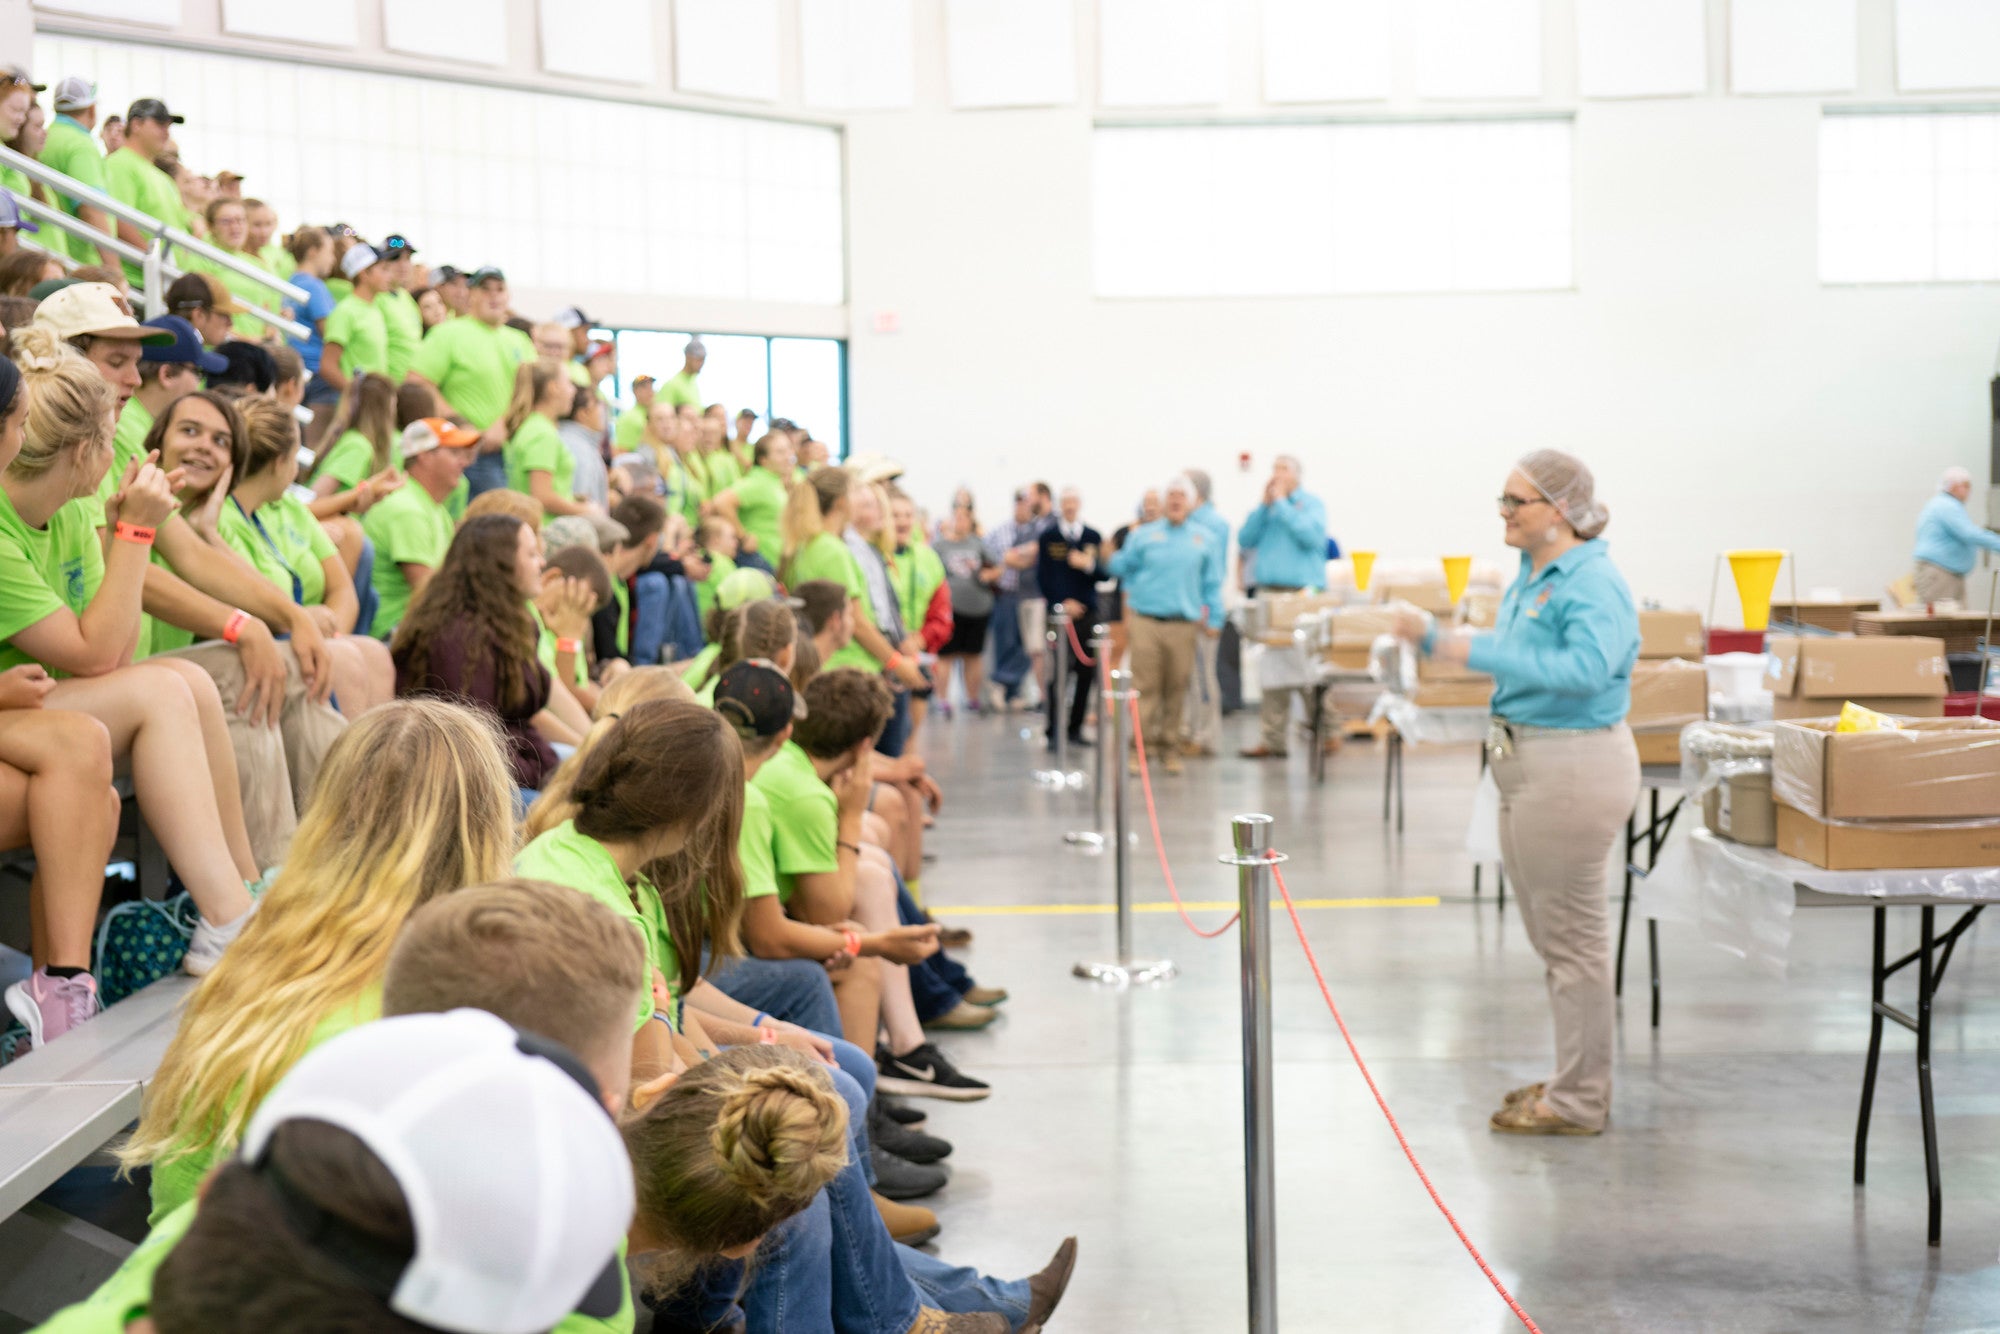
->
xmin=897 ymin=876 xmax=973 ymax=1023
xmin=630 ymin=570 xmax=669 ymax=666
xmin=351 ymin=535 xmax=379 ymax=644
xmin=705 ymin=953 xmax=843 ymax=1039
xmin=876 ymin=688 xmax=911 ymax=760
xmin=989 ymin=592 xmax=1026 ymax=692
xmin=901 ymin=1247 xmax=1033 ymax=1330
xmin=463 ymin=452 xmax=506 ymax=499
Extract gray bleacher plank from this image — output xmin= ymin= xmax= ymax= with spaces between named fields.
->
xmin=0 ymin=1084 xmax=142 ymax=1219
xmin=0 ymin=975 xmax=191 ymax=1090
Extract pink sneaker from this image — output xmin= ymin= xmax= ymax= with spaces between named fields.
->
xmin=5 ymin=969 xmax=100 ymax=1048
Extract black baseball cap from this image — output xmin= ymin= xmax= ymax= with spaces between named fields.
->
xmin=140 ymin=315 xmax=228 ymax=373
xmin=126 ymin=97 xmax=183 ymax=125
xmin=382 ymin=233 xmax=418 ymax=259
xmin=434 ymin=265 xmax=466 ymax=282
xmin=714 ymin=661 xmax=805 ymax=739
xmin=207 ymin=340 xmax=276 ymax=393
xmin=468 ymin=265 xmax=505 ymax=287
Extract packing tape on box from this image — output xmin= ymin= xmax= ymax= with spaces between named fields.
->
xmin=1770 ymin=718 xmax=2000 ymax=821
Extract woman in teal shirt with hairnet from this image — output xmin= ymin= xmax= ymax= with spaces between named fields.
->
xmin=1397 ymin=449 xmax=1640 ymax=1137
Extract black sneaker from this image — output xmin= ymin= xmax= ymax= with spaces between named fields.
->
xmin=871 ymin=1145 xmax=947 ymax=1200
xmin=881 ymin=1096 xmax=927 ymax=1128
xmin=870 ymin=1098 xmax=953 ymax=1164
xmin=876 ymin=1042 xmax=991 ymax=1102
xmin=1067 ymin=732 xmax=1092 ymax=749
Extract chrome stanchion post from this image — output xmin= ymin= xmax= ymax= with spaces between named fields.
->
xmin=1073 ymin=671 xmax=1176 ymax=985
xmin=1222 ymin=813 xmax=1284 ymax=1334
xmin=1065 ymin=620 xmax=1110 ymax=852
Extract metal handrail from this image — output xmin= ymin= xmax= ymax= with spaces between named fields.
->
xmin=11 ymin=192 xmax=151 ymax=267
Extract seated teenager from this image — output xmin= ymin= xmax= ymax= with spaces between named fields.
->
xmin=39 ymin=1009 xmax=635 ymax=1334
xmin=777 ymin=467 xmax=925 ymax=701
xmin=504 ymin=360 xmax=592 ymax=519
xmin=707 ymin=429 xmax=797 ymax=566
xmin=534 ymin=542 xmax=614 ymax=714
xmin=221 ymin=397 xmax=394 ymax=716
xmin=304 ymin=369 xmax=403 ymax=512
xmin=0 ymin=330 xmax=257 ymax=975
xmin=94 ymin=314 xmax=217 ymax=510
xmin=393 ymin=513 xmax=590 ymax=786
xmin=590 ymin=494 xmax=667 ymax=669
xmin=692 ymin=515 xmax=739 ymax=620
xmin=360 ymin=418 xmax=479 ymax=639
xmin=119 ymin=697 xmax=517 ymax=1226
xmin=687 ymin=594 xmax=796 ymax=705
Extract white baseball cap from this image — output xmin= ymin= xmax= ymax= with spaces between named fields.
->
xmin=340 ymin=242 xmax=381 ymax=280
xmin=239 ymin=1009 xmax=634 ymax=1334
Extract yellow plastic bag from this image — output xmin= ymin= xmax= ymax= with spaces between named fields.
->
xmin=1835 ymin=701 xmax=1902 ymax=734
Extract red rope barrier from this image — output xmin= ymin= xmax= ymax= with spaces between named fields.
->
xmin=1127 ymin=692 xmax=1239 ymax=938
xmin=1065 ymin=616 xmax=1098 ymax=667
xmin=1270 ymin=863 xmax=1544 ymax=1334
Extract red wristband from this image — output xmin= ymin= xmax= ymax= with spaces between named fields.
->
xmin=113 ymin=521 xmax=155 ymax=545
xmin=885 ymin=652 xmax=903 ymax=671
xmin=841 ymin=929 xmax=862 ymax=957
xmin=758 ymin=1026 xmax=779 ymax=1044
xmin=556 ymin=637 xmax=581 ymax=655
xmin=221 ymin=609 xmax=250 ymax=644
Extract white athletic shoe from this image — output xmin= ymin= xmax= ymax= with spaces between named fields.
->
xmin=183 ymin=899 xmax=259 ymax=977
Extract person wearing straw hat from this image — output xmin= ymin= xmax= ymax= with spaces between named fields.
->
xmin=1912 ymin=465 xmax=2000 ymax=606
xmin=1395 ymin=449 xmax=1639 ymax=1137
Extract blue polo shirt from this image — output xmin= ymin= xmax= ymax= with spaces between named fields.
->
xmin=1454 ymin=540 xmax=1638 ymax=730
xmin=1913 ymin=492 xmax=2000 ymax=576
xmin=1109 ymin=517 xmax=1225 ymax=628
xmin=1238 ymin=490 xmax=1328 ymax=590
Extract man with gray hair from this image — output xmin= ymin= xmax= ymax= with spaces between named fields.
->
xmin=1181 ymin=468 xmax=1231 ymax=757
xmin=1238 ymin=454 xmax=1330 ymax=759
xmin=1912 ymin=465 xmax=2000 ymax=604
xmin=661 ymin=335 xmax=706 ymax=408
xmin=1110 ymin=476 xmax=1224 ymax=774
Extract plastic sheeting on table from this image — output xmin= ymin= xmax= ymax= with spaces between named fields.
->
xmin=1371 ymin=695 xmax=1491 ymax=745
xmin=1638 ymin=825 xmax=2000 ymax=978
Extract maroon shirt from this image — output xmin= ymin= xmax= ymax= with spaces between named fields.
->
xmin=393 ymin=615 xmax=558 ymax=790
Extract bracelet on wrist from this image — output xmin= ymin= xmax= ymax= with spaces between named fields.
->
xmin=556 ymin=637 xmax=581 ymax=655
xmin=758 ymin=1026 xmax=779 ymax=1044
xmin=751 ymin=1012 xmax=770 ymax=1029
xmin=113 ymin=521 xmax=155 ymax=545
xmin=885 ymin=651 xmax=903 ymax=671
xmin=221 ymin=609 xmax=250 ymax=644
xmin=837 ymin=840 xmax=862 ymax=855
xmin=841 ymin=929 xmax=862 ymax=957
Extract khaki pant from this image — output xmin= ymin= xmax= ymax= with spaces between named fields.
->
xmin=1914 ymin=561 xmax=1966 ymax=605
xmin=1127 ymin=614 xmax=1198 ymax=756
xmin=1183 ymin=629 xmax=1221 ymax=752
xmin=169 ymin=640 xmax=348 ymax=869
xmin=1257 ymin=686 xmax=1328 ymax=753
xmin=1490 ymin=723 xmax=1640 ymax=1131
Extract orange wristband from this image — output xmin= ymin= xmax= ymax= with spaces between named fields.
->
xmin=113 ymin=521 xmax=155 ymax=545
xmin=221 ymin=609 xmax=250 ymax=644
xmin=841 ymin=929 xmax=862 ymax=957
xmin=758 ymin=1026 xmax=779 ymax=1044
xmin=885 ymin=652 xmax=903 ymax=671
xmin=556 ymin=637 xmax=581 ymax=655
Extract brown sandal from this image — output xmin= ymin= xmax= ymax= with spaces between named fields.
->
xmin=1502 ymin=1082 xmax=1546 ymax=1108
xmin=1490 ymin=1100 xmax=1599 ymax=1136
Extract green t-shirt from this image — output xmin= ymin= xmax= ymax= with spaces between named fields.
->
xmin=894 ymin=543 xmax=946 ymax=641
xmin=609 ymin=576 xmax=630 ymax=657
xmin=315 ymin=428 xmax=391 ymax=492
xmin=660 ymin=370 xmax=700 ymax=408
xmin=678 ymin=643 xmax=720 ymax=686
xmin=377 ymin=287 xmax=423 ymax=382
xmin=0 ymin=494 xmax=105 ymax=674
xmin=515 ymin=821 xmax=676 ymax=1031
xmin=613 ymin=403 xmax=649 ymax=451
xmin=102 ymin=146 xmax=188 ymax=285
xmin=215 ymin=497 xmax=296 ymax=602
xmin=361 ymin=480 xmax=453 ymax=637
xmin=140 ymin=539 xmax=193 ymax=658
xmin=88 ymin=398 xmax=156 ymax=519
xmin=694 ymin=552 xmax=737 ymax=621
xmin=38 ymin=114 xmax=109 ymax=265
xmin=218 ymin=494 xmax=337 ymax=609
xmin=258 ymin=242 xmax=296 ymax=277
xmin=704 ymin=449 xmax=742 ymax=499
xmin=325 ymin=275 xmax=353 ymax=302
xmin=532 ymin=603 xmax=589 ymax=688
xmin=410 ymin=317 xmax=535 ymax=430
xmin=785 ymin=532 xmax=878 ymax=673
xmin=748 ymin=742 xmax=838 ymax=906
xmin=725 ymin=467 xmax=789 ymax=566
xmin=182 ymin=248 xmax=279 ymax=338
xmin=505 ymin=413 xmax=575 ymax=509
xmin=738 ymin=781 xmax=785 ymax=904
xmin=147 ymin=987 xmax=380 ymax=1228
xmin=323 ymin=293 xmax=389 ymax=380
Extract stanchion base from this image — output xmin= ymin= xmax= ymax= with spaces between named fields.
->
xmin=1032 ymin=768 xmax=1068 ymax=787
xmin=1071 ymin=958 xmax=1179 ymax=987
xmin=1063 ymin=831 xmax=1105 ymax=854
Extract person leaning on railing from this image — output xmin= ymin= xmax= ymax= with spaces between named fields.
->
xmin=102 ymin=97 xmax=189 ymax=286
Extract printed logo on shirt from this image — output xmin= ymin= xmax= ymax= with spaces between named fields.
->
xmin=61 ymin=558 xmax=87 ymax=611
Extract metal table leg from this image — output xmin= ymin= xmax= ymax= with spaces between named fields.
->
xmin=1616 ymin=812 xmax=1638 ymax=997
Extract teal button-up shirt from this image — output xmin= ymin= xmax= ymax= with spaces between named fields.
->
xmin=1455 ymin=540 xmax=1639 ymax=730
xmin=1913 ymin=492 xmax=2000 ymax=576
xmin=1110 ymin=517 xmax=1226 ymax=628
xmin=1239 ymin=490 xmax=1328 ymax=590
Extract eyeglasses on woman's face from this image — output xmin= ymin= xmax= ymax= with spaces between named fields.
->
xmin=1496 ymin=492 xmax=1549 ymax=517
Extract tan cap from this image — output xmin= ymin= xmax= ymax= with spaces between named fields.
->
xmin=185 ymin=272 xmax=242 ymax=317
xmin=33 ymin=283 xmax=173 ymax=344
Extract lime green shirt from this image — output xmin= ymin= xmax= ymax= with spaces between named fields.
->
xmin=314 ymin=428 xmax=392 ymax=492
xmin=694 ymin=552 xmax=738 ymax=621
xmin=785 ymin=532 xmax=879 ymax=673
xmin=678 ymin=643 xmax=720 ymax=686
xmin=660 ymin=370 xmax=701 ymax=408
xmin=748 ymin=742 xmax=838 ymax=906
xmin=90 ymin=398 xmax=156 ymax=517
xmin=182 ymin=248 xmax=279 ymax=338
xmin=0 ymin=494 xmax=105 ymax=674
xmin=613 ymin=403 xmax=649 ymax=451
xmin=377 ymin=287 xmax=423 ymax=381
xmin=515 ymin=820 xmax=677 ymax=1031
xmin=38 ymin=114 xmax=109 ymax=265
xmin=533 ymin=603 xmax=589 ymax=688
xmin=323 ymin=293 xmax=389 ymax=381
xmin=215 ymin=496 xmax=296 ymax=601
xmin=704 ymin=449 xmax=742 ymax=499
xmin=410 ymin=317 xmax=535 ymax=430
xmin=724 ymin=467 xmax=788 ymax=566
xmin=141 ymin=540 xmax=194 ymax=657
xmin=258 ymin=242 xmax=295 ymax=277
xmin=219 ymin=494 xmax=337 ymax=609
xmin=361 ymin=480 xmax=454 ymax=637
xmin=894 ymin=543 xmax=946 ymax=641
xmin=610 ymin=576 xmax=630 ymax=656
xmin=102 ymin=145 xmax=188 ymax=285
xmin=738 ymin=781 xmax=785 ymax=904
xmin=505 ymin=412 xmax=575 ymax=510
xmin=326 ymin=275 xmax=353 ymax=302
xmin=147 ymin=987 xmax=380 ymax=1228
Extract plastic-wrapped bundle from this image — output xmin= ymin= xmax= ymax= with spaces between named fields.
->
xmin=1681 ymin=721 xmax=1777 ymax=846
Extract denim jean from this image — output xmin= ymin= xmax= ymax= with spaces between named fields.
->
xmin=876 ymin=688 xmax=911 ymax=760
xmin=463 ymin=451 xmax=507 ymax=499
xmin=900 ymin=1247 xmax=1033 ymax=1331
xmin=630 ymin=570 xmax=669 ymax=666
xmin=351 ymin=535 xmax=379 ymax=646
xmin=988 ymin=592 xmax=1026 ymax=693
xmin=705 ymin=953 xmax=844 ymax=1039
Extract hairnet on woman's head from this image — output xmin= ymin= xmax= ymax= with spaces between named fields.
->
xmin=1516 ymin=449 xmax=1609 ymax=540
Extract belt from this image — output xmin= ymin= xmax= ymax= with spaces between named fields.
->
xmin=1490 ymin=717 xmax=1619 ymax=743
xmin=1135 ymin=612 xmax=1191 ymax=624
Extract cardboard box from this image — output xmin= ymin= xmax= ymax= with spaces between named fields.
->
xmin=1259 ymin=592 xmax=1341 ymax=643
xmin=1413 ymin=680 xmax=1493 ymax=709
xmin=1634 ymin=731 xmax=1684 ymax=766
xmin=1765 ymin=636 xmax=1948 ymax=713
xmin=1775 ymin=803 xmax=2000 ymax=871
xmin=1628 ymin=659 xmax=1708 ymax=731
xmin=1703 ymin=771 xmax=1776 ymax=847
xmin=1381 ymin=582 xmax=1453 ymax=615
xmin=1419 ymin=657 xmax=1490 ymax=684
xmin=1462 ymin=590 xmax=1502 ymax=630
xmin=1323 ymin=646 xmax=1373 ymax=672
xmin=1639 ymin=610 xmax=1705 ymax=660
xmin=1771 ymin=717 xmax=2000 ymax=821
xmin=1327 ymin=606 xmax=1402 ymax=648
xmin=1771 ymin=599 xmax=1880 ymax=635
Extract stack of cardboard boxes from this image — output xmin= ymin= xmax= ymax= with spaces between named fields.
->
xmin=1628 ymin=611 xmax=1708 ymax=765
xmin=1771 ymin=715 xmax=2000 ymax=869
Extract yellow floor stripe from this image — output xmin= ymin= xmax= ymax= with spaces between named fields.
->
xmin=936 ymin=897 xmax=1439 ymax=917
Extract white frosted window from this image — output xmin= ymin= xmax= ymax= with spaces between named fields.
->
xmin=1414 ymin=0 xmax=1541 ymax=100
xmin=1820 ymin=111 xmax=2000 ymax=283
xmin=1897 ymin=0 xmax=2000 ymax=93
xmin=945 ymin=0 xmax=1076 ymax=108
xmin=801 ymin=0 xmax=915 ymax=110
xmin=386 ymin=0 xmax=508 ymax=67
xmin=1576 ymin=0 xmax=1706 ymax=99
xmin=1730 ymin=0 xmax=1857 ymax=95
xmin=537 ymin=0 xmax=651 ymax=83
xmin=34 ymin=0 xmax=179 ymax=23
xmin=1261 ymin=0 xmax=1392 ymax=104
xmin=1098 ymin=0 xmax=1230 ymax=107
xmin=675 ymin=0 xmax=782 ymax=102
xmin=220 ymin=0 xmax=357 ymax=48
xmin=1094 ymin=119 xmax=1571 ymax=298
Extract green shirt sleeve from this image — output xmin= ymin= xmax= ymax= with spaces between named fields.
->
xmin=410 ymin=318 xmax=456 ymax=386
xmin=316 ymin=431 xmax=375 ymax=490
xmin=738 ymin=786 xmax=780 ymax=900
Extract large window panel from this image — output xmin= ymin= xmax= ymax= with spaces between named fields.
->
xmin=1093 ymin=119 xmax=1571 ymax=297
xmin=1897 ymin=0 xmax=2000 ymax=93
xmin=1820 ymin=110 xmax=2000 ymax=283
xmin=1261 ymin=0 xmax=1393 ymax=104
xmin=770 ymin=338 xmax=847 ymax=456
xmin=945 ymin=0 xmax=1077 ymax=109
xmin=605 ymin=331 xmax=845 ymax=458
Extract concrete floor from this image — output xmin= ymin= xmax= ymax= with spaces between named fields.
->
xmin=905 ymin=707 xmax=2000 ymax=1333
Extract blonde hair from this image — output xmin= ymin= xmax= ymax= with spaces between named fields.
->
xmin=522 ymin=667 xmax=695 ymax=842
xmin=7 ymin=326 xmax=113 ymax=482
xmin=459 ymin=486 xmax=543 ymax=533
xmin=503 ymin=360 xmax=562 ymax=437
xmin=122 ymin=700 xmax=519 ymax=1180
xmin=778 ymin=466 xmax=848 ymax=585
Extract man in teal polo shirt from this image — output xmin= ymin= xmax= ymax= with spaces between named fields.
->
xmin=363 ymin=418 xmax=480 ymax=637
xmin=38 ymin=76 xmax=116 ymax=266
xmin=1110 ymin=475 xmax=1223 ymax=775
xmin=1237 ymin=454 xmax=1330 ymax=760
xmin=1181 ymin=467 xmax=1231 ymax=759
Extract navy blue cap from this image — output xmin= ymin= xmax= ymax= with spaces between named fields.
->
xmin=140 ymin=315 xmax=228 ymax=374
xmin=381 ymin=233 xmax=418 ymax=258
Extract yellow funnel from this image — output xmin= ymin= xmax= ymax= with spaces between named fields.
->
xmin=1441 ymin=555 xmax=1473 ymax=605
xmin=1351 ymin=551 xmax=1377 ymax=594
xmin=1727 ymin=549 xmax=1786 ymax=631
